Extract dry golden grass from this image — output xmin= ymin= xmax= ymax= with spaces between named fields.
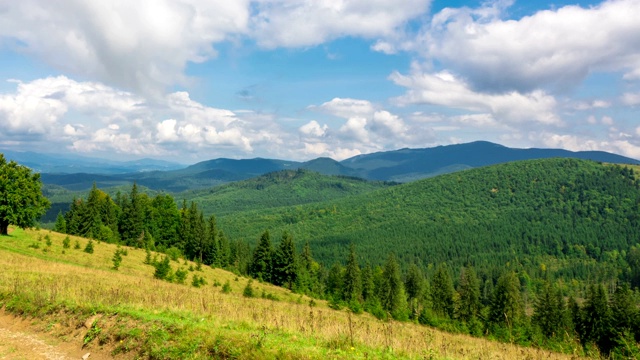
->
xmin=0 ymin=228 xmax=586 ymax=359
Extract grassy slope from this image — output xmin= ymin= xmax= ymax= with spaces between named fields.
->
xmin=215 ymin=159 xmax=640 ymax=277
xmin=0 ymin=228 xmax=578 ymax=359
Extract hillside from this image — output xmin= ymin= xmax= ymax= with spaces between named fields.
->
xmin=180 ymin=169 xmax=395 ymax=216
xmin=216 ymin=158 xmax=640 ymax=281
xmin=0 ymin=228 xmax=574 ymax=359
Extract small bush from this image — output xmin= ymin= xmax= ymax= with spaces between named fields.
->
xmin=84 ymin=240 xmax=94 ymax=254
xmin=28 ymin=243 xmax=40 ymax=249
xmin=213 ymin=280 xmax=222 ymax=287
xmin=62 ymin=236 xmax=70 ymax=249
xmin=154 ymin=256 xmax=172 ymax=280
xmin=175 ymin=268 xmax=188 ymax=284
xmin=45 ymin=234 xmax=52 ymax=246
xmin=222 ymin=280 xmax=232 ymax=293
xmin=144 ymin=248 xmax=152 ymax=264
xmin=243 ymin=280 xmax=255 ymax=298
xmin=192 ymin=274 xmax=207 ymax=288
xmin=166 ymin=247 xmax=182 ymax=261
xmin=112 ymin=249 xmax=123 ymax=270
xmin=74 ymin=240 xmax=81 ymax=249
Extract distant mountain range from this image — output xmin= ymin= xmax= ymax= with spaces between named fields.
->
xmin=6 ymin=141 xmax=638 ymax=192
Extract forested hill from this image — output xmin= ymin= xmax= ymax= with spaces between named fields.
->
xmin=179 ymin=169 xmax=395 ymax=216
xmin=217 ymin=158 xmax=640 ymax=280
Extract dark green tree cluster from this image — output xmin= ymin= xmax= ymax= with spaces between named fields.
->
xmin=59 ymin=183 xmax=235 ymax=268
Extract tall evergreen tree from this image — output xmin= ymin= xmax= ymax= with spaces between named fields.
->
xmin=54 ymin=211 xmax=66 ymax=233
xmin=405 ymin=264 xmax=426 ymax=320
xmin=489 ymin=271 xmax=523 ymax=328
xmin=249 ymin=230 xmax=273 ymax=282
xmin=272 ymin=231 xmax=297 ymax=289
xmin=203 ymin=215 xmax=218 ymax=266
xmin=149 ymin=194 xmax=179 ymax=249
xmin=457 ymin=266 xmax=481 ymax=322
xmin=610 ymin=283 xmax=637 ymax=344
xmin=532 ymin=280 xmax=565 ymax=338
xmin=120 ymin=183 xmax=145 ymax=246
xmin=431 ymin=263 xmax=455 ymax=319
xmin=580 ymin=284 xmax=614 ymax=354
xmin=379 ymin=253 xmax=409 ymax=320
xmin=342 ymin=244 xmax=362 ymax=302
xmin=360 ymin=264 xmax=376 ymax=302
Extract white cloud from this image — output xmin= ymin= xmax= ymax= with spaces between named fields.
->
xmin=390 ymin=70 xmax=560 ymax=125
xmin=622 ymin=92 xmax=640 ymax=106
xmin=299 ymin=120 xmax=328 ymax=137
xmin=251 ymin=0 xmax=431 ymax=48
xmin=312 ymin=97 xmax=377 ymax=118
xmin=0 ymin=0 xmax=250 ymax=95
xmin=412 ymin=0 xmax=640 ymax=92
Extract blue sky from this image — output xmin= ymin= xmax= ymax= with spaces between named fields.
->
xmin=0 ymin=0 xmax=639 ymax=163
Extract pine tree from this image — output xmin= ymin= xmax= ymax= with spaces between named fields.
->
xmin=120 ymin=183 xmax=145 ymax=246
xmin=580 ymin=284 xmax=614 ymax=354
xmin=457 ymin=266 xmax=481 ymax=322
xmin=610 ymin=283 xmax=636 ymax=346
xmin=249 ymin=230 xmax=273 ymax=282
xmin=405 ymin=264 xmax=426 ymax=320
xmin=54 ymin=212 xmax=67 ymax=233
xmin=431 ymin=263 xmax=455 ymax=319
xmin=203 ymin=215 xmax=218 ymax=266
xmin=272 ymin=231 xmax=297 ymax=289
xmin=342 ymin=244 xmax=362 ymax=302
xmin=360 ymin=264 xmax=376 ymax=302
xmin=112 ymin=249 xmax=123 ymax=270
xmin=379 ymin=253 xmax=409 ymax=320
xmin=84 ymin=239 xmax=94 ymax=254
xmin=489 ymin=271 xmax=523 ymax=328
xmin=532 ymin=280 xmax=565 ymax=338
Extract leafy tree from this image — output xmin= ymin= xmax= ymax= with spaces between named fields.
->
xmin=431 ymin=263 xmax=455 ymax=319
xmin=457 ymin=266 xmax=481 ymax=322
xmin=0 ymin=154 xmax=50 ymax=235
xmin=405 ymin=263 xmax=426 ymax=320
xmin=379 ymin=253 xmax=409 ymax=320
xmin=342 ymin=244 xmax=361 ymax=302
xmin=272 ymin=231 xmax=297 ymax=289
xmin=249 ymin=230 xmax=273 ymax=282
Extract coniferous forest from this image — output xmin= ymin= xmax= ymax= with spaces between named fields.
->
xmin=52 ymin=158 xmax=640 ymax=357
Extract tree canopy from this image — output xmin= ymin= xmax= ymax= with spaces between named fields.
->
xmin=0 ymin=154 xmax=50 ymax=235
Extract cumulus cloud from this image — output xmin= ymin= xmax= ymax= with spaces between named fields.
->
xmin=410 ymin=0 xmax=640 ymax=92
xmin=251 ymin=0 xmax=431 ymax=48
xmin=0 ymin=0 xmax=250 ymax=95
xmin=390 ymin=70 xmax=561 ymax=125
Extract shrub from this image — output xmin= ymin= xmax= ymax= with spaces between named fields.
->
xmin=62 ymin=236 xmax=70 ymax=249
xmin=154 ymin=256 xmax=172 ymax=280
xmin=84 ymin=240 xmax=94 ymax=254
xmin=243 ymin=280 xmax=255 ymax=298
xmin=222 ymin=280 xmax=232 ymax=293
xmin=112 ymin=249 xmax=123 ymax=270
xmin=175 ymin=268 xmax=188 ymax=284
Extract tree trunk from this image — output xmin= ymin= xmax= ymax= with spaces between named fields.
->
xmin=0 ymin=220 xmax=8 ymax=236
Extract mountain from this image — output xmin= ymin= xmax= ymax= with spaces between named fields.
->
xmin=216 ymin=158 xmax=640 ymax=281
xmin=35 ymin=141 xmax=640 ymax=192
xmin=1 ymin=149 xmax=184 ymax=174
xmin=340 ymin=141 xmax=640 ymax=181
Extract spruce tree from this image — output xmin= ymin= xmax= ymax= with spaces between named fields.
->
xmin=272 ymin=231 xmax=297 ymax=289
xmin=379 ymin=253 xmax=409 ymax=320
xmin=249 ymin=230 xmax=273 ymax=282
xmin=342 ymin=244 xmax=362 ymax=303
xmin=54 ymin=212 xmax=67 ymax=233
xmin=532 ymin=280 xmax=565 ymax=338
xmin=489 ymin=271 xmax=523 ymax=328
xmin=203 ymin=215 xmax=218 ymax=266
xmin=580 ymin=284 xmax=614 ymax=354
xmin=431 ymin=263 xmax=455 ymax=319
xmin=457 ymin=266 xmax=481 ymax=322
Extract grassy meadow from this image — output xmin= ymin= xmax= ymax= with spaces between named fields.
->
xmin=0 ymin=227 xmax=583 ymax=359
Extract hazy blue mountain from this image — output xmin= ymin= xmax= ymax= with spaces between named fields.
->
xmin=340 ymin=141 xmax=640 ymax=181
xmin=1 ymin=149 xmax=184 ymax=174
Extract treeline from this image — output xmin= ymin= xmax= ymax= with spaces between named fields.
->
xmin=55 ymin=183 xmax=245 ymax=268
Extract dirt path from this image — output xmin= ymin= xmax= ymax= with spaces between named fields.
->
xmin=0 ymin=311 xmax=104 ymax=360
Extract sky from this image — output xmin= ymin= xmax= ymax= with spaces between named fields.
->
xmin=1 ymin=0 xmax=639 ymax=163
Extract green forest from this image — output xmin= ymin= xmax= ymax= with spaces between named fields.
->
xmin=13 ymin=157 xmax=640 ymax=357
